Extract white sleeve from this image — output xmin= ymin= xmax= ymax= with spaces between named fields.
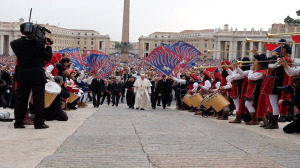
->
xmin=201 ymin=80 xmax=211 ymax=90
xmin=230 ymin=71 xmax=244 ymax=81
xmin=226 ymin=68 xmax=233 ymax=75
xmin=285 ymin=66 xmax=300 ymax=76
xmin=45 ymin=65 xmax=54 ymax=79
xmin=236 ymin=67 xmax=249 ymax=77
xmin=223 ymin=81 xmax=232 ymax=90
xmin=213 ymin=81 xmax=221 ymax=92
xmin=191 ymin=82 xmax=198 ymax=92
xmin=172 ymin=77 xmax=186 ymax=84
xmin=248 ymin=70 xmax=264 ymax=80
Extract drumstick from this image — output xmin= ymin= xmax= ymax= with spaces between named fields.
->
xmin=43 ymin=68 xmax=55 ymax=82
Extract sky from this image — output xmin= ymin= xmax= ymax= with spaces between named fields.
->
xmin=0 ymin=0 xmax=299 ymax=42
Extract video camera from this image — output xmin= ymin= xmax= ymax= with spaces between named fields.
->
xmin=23 ymin=8 xmax=53 ymax=44
xmin=277 ymin=85 xmax=294 ymax=94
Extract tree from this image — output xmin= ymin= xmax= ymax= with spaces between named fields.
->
xmin=284 ymin=10 xmax=300 ymax=26
xmin=297 ymin=10 xmax=300 ymax=17
xmin=113 ymin=41 xmax=122 ymax=49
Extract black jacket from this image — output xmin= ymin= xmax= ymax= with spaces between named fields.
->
xmin=91 ymin=78 xmax=105 ymax=92
xmin=111 ymin=81 xmax=122 ymax=94
xmin=151 ymin=81 xmax=161 ymax=94
xmin=10 ymin=36 xmax=52 ymax=84
xmin=103 ymin=83 xmax=111 ymax=93
xmin=283 ymin=86 xmax=300 ymax=111
xmin=158 ymin=79 xmax=172 ymax=95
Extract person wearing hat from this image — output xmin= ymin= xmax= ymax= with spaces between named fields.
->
xmin=171 ymin=74 xmax=189 ymax=111
xmin=198 ymin=70 xmax=211 ymax=93
xmin=216 ymin=61 xmax=233 ymax=120
xmin=226 ymin=57 xmax=251 ymax=123
xmin=45 ymin=52 xmax=62 ymax=79
xmin=259 ymin=39 xmax=293 ymax=129
xmin=133 ymin=74 xmax=152 ymax=110
xmin=211 ymin=70 xmax=222 ymax=93
xmin=185 ymin=73 xmax=200 ymax=112
xmin=237 ymin=54 xmax=269 ymax=125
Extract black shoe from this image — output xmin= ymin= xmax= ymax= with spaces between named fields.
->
xmin=152 ymin=106 xmax=156 ymax=109
xmin=157 ymin=104 xmax=161 ymax=106
xmin=34 ymin=124 xmax=49 ymax=129
xmin=136 ymin=108 xmax=139 ymax=110
xmin=278 ymin=115 xmax=287 ymax=122
xmin=131 ymin=107 xmax=134 ymax=109
xmin=141 ymin=108 xmax=145 ymax=110
xmin=14 ymin=124 xmax=25 ymax=129
xmin=163 ymin=107 xmax=166 ymax=109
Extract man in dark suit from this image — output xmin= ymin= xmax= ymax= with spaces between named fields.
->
xmin=10 ymin=23 xmax=52 ymax=129
xmin=151 ymin=77 xmax=161 ymax=109
xmin=111 ymin=77 xmax=122 ymax=106
xmin=91 ymin=74 xmax=104 ymax=107
xmin=158 ymin=75 xmax=173 ymax=109
xmin=100 ymin=79 xmax=111 ymax=105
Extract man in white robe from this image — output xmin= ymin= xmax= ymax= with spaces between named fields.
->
xmin=134 ymin=74 xmax=152 ymax=110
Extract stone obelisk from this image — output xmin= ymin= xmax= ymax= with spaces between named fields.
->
xmin=121 ymin=0 xmax=130 ymax=64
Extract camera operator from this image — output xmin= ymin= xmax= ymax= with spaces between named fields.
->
xmin=10 ymin=23 xmax=53 ymax=129
xmin=278 ymin=74 xmax=300 ymax=134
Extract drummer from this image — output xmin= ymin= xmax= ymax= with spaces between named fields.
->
xmin=187 ymin=73 xmax=200 ymax=112
xmin=237 ymin=54 xmax=269 ymax=125
xmin=198 ymin=70 xmax=211 ymax=94
xmin=44 ymin=76 xmax=69 ymax=121
xmin=45 ymin=52 xmax=62 ymax=79
xmin=216 ymin=61 xmax=232 ymax=120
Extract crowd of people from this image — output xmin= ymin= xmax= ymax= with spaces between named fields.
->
xmin=1 ymin=23 xmax=299 ymax=133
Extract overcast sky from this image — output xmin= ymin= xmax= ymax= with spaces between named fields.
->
xmin=1 ymin=0 xmax=299 ymax=42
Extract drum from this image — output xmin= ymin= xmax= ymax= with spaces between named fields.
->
xmin=182 ymin=94 xmax=193 ymax=107
xmin=67 ymin=91 xmax=82 ymax=103
xmin=67 ymin=86 xmax=81 ymax=103
xmin=31 ymin=82 xmax=61 ymax=108
xmin=0 ymin=111 xmax=10 ymax=119
xmin=189 ymin=94 xmax=203 ymax=108
xmin=207 ymin=93 xmax=230 ymax=112
xmin=201 ymin=95 xmax=211 ymax=109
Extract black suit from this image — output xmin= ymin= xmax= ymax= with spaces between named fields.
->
xmin=111 ymin=81 xmax=122 ymax=106
xmin=151 ymin=81 xmax=161 ymax=108
xmin=125 ymin=80 xmax=135 ymax=108
xmin=10 ymin=36 xmax=52 ymax=127
xmin=91 ymin=78 xmax=104 ymax=107
xmin=101 ymin=83 xmax=111 ymax=105
xmin=158 ymin=79 xmax=173 ymax=108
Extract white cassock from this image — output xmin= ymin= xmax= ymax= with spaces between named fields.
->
xmin=134 ymin=78 xmax=152 ymax=109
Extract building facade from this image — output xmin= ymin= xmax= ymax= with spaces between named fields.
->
xmin=139 ymin=24 xmax=300 ymax=60
xmin=0 ymin=18 xmax=110 ymax=55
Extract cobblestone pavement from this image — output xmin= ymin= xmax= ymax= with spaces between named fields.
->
xmin=37 ymin=104 xmax=300 ymax=168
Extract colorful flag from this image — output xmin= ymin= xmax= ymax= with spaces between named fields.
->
xmin=265 ymin=44 xmax=281 ymax=53
xmin=145 ymin=44 xmax=182 ymax=76
xmin=171 ymin=41 xmax=202 ymax=74
xmin=291 ymin=35 xmax=300 ymax=43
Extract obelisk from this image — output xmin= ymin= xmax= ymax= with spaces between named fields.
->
xmin=121 ymin=0 xmax=130 ymax=64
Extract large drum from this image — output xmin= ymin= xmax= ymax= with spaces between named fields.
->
xmin=201 ymin=95 xmax=211 ymax=109
xmin=207 ymin=93 xmax=230 ymax=112
xmin=31 ymin=82 xmax=61 ymax=108
xmin=67 ymin=86 xmax=81 ymax=103
xmin=182 ymin=94 xmax=193 ymax=107
xmin=190 ymin=94 xmax=203 ymax=108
